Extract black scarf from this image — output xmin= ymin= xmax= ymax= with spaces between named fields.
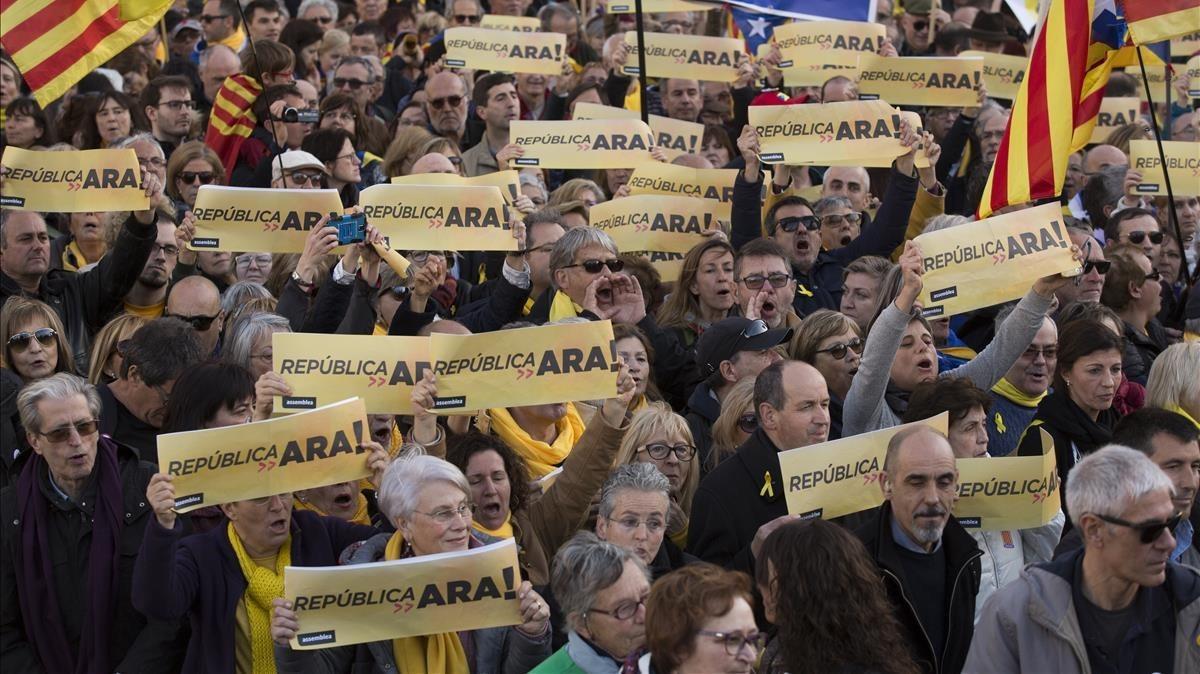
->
xmin=1036 ymin=390 xmax=1117 ymax=455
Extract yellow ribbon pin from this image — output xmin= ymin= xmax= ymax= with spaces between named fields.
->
xmin=994 ymin=412 xmax=1007 ymax=434
xmin=797 ymin=285 xmax=814 ymax=297
xmin=760 ymin=471 xmax=774 ymax=498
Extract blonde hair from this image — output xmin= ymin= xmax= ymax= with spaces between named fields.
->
xmin=790 ymin=309 xmax=861 ymax=363
xmin=382 ymin=124 xmax=433 ymax=178
xmin=548 ymin=178 xmax=605 ymax=208
xmin=710 ymin=377 xmax=756 ymax=471
xmin=87 ymin=313 xmax=148 ymax=384
xmin=320 ymin=28 xmax=350 ymax=55
xmin=0 ymin=297 xmax=75 ymax=378
xmin=1147 ymin=342 xmax=1200 ymax=418
xmin=614 ymin=403 xmax=698 ymax=513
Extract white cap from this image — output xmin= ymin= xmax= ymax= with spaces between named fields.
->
xmin=272 ymin=150 xmax=327 ymax=183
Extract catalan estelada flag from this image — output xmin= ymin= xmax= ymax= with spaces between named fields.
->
xmin=0 ymin=0 xmax=171 ymax=107
xmin=1120 ymin=0 xmax=1200 ymax=45
xmin=205 ymin=74 xmax=263 ymax=178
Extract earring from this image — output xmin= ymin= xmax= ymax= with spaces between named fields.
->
xmin=1064 ymin=378 xmax=1071 ymax=387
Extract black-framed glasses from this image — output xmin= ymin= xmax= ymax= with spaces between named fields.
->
xmin=1082 ymin=259 xmax=1111 ymax=275
xmin=1095 ymin=511 xmax=1182 ymax=544
xmin=164 ymin=311 xmax=220 ymax=331
xmin=428 ymin=95 xmax=464 ymax=110
xmin=334 ymin=77 xmax=371 ymax=90
xmin=738 ymin=272 xmax=792 ymax=290
xmin=36 ymin=419 xmax=98 ymax=443
xmin=697 ymin=629 xmax=767 ymax=656
xmin=737 ymin=413 xmax=758 ymax=434
xmin=153 ymin=242 xmax=180 ymax=257
xmin=522 ymin=242 xmax=557 ymax=256
xmin=152 ymin=383 xmax=171 ymax=409
xmin=179 ymin=171 xmax=216 ymax=185
xmin=409 ymin=250 xmax=455 ymax=268
xmin=1144 ymin=270 xmax=1163 ymax=283
xmin=415 ymin=502 xmax=475 ymax=525
xmin=776 ymin=215 xmax=820 ymax=233
xmin=138 ymin=156 xmax=167 ymax=169
xmin=1126 ymin=231 xmax=1164 ymax=245
xmin=912 ymin=19 xmax=929 ymax=32
xmin=310 ymin=15 xmax=334 ymax=24
xmin=199 ymin=13 xmax=228 ymax=23
xmin=158 ymin=99 xmax=197 ymax=111
xmin=820 ymin=212 xmax=862 ymax=227
xmin=7 ymin=327 xmax=57 ymax=352
xmin=286 ymin=171 xmax=323 ymax=186
xmin=638 ymin=442 xmax=696 ymax=462
xmin=563 ymin=258 xmax=624 ymax=274
xmin=815 ymin=337 xmax=864 ymax=360
xmin=588 ymin=596 xmax=648 ymax=621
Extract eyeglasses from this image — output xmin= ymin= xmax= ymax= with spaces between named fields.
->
xmin=164 ymin=311 xmax=220 ymax=331
xmin=776 ymin=215 xmax=820 ymax=233
xmin=428 ymin=95 xmax=464 ymax=110
xmin=979 ymin=130 xmax=1005 ymax=142
xmin=737 ymin=413 xmax=758 ymax=434
xmin=697 ymin=630 xmax=767 ymax=656
xmin=1021 ymin=345 xmax=1057 ymax=360
xmin=820 ymin=212 xmax=863 ymax=227
xmin=236 ymin=253 xmax=273 ymax=268
xmin=138 ymin=156 xmax=167 ymax=169
xmin=1094 ymin=511 xmax=1183 ymax=544
xmin=335 ymin=151 xmax=361 ymax=164
xmin=179 ymin=171 xmax=216 ymax=185
xmin=310 ymin=15 xmax=333 ymax=24
xmin=454 ymin=14 xmax=481 ymax=23
xmin=158 ymin=99 xmax=197 ymax=111
xmin=1082 ymin=259 xmax=1111 ymax=275
xmin=334 ymin=77 xmax=371 ymax=90
xmin=35 ymin=419 xmax=98 ymax=443
xmin=912 ymin=19 xmax=929 ymax=32
xmin=199 ymin=14 xmax=228 ymax=23
xmin=286 ymin=171 xmax=323 ymax=186
xmin=563 ymin=258 xmax=624 ymax=274
xmin=1143 ymin=270 xmax=1162 ymax=283
xmin=7 ymin=327 xmax=57 ymax=352
xmin=738 ymin=272 xmax=792 ymax=290
xmin=606 ymin=515 xmax=665 ymax=534
xmin=152 ymin=383 xmax=171 ymax=409
xmin=1126 ymin=231 xmax=1164 ymax=245
xmin=415 ymin=502 xmax=475 ymax=525
xmin=588 ymin=596 xmax=648 ymax=621
xmin=153 ymin=242 xmax=180 ymax=257
xmin=815 ymin=337 xmax=864 ymax=360
xmin=637 ymin=442 xmax=696 ymax=462
xmin=409 ymin=250 xmax=455 ymax=267
xmin=522 ymin=242 xmax=557 ymax=256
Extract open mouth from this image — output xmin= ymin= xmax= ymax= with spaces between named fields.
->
xmin=269 ymin=517 xmax=289 ymax=533
xmin=481 ymin=501 xmax=503 ymax=519
xmin=333 ymin=492 xmax=354 ymax=508
xmin=596 ymin=287 xmax=613 ymax=303
xmin=848 ymin=367 xmax=860 ymax=377
xmin=67 ymin=452 xmax=88 ymax=465
xmin=795 ymin=238 xmax=811 ymax=252
xmin=916 ymin=357 xmax=934 ymax=373
xmin=839 ymin=235 xmax=852 ymax=247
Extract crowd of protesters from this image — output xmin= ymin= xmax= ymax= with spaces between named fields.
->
xmin=2 ymin=0 xmax=1200 ymax=672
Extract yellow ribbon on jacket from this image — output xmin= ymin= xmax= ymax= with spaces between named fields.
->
xmin=992 ymin=377 xmax=1047 ymax=408
xmin=548 ymin=291 xmax=583 ymax=322
xmin=384 ymin=532 xmax=470 ymax=674
xmin=293 ymin=493 xmax=372 ymax=526
xmin=472 ymin=513 xmax=514 ymax=539
xmin=488 ymin=403 xmax=585 ymax=477
xmin=228 ymin=524 xmax=291 ymax=674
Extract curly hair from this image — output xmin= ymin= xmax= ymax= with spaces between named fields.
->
xmin=446 ymin=430 xmax=531 ymax=516
xmin=756 ymin=519 xmax=921 ymax=674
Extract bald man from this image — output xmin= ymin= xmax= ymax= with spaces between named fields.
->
xmin=165 ymin=275 xmax=224 ymax=356
xmin=688 ymin=360 xmax=831 ymax=573
xmin=671 ymin=153 xmax=713 ymax=169
xmin=1069 ymin=144 xmax=1131 ymax=220
xmin=821 ymin=165 xmax=873 ymax=212
xmin=409 ymin=152 xmax=459 ymax=175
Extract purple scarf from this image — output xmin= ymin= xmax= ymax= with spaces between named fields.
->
xmin=15 ymin=436 xmax=123 ymax=674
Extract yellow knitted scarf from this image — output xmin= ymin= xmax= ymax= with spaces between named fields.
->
xmin=293 ymin=493 xmax=372 ymax=526
xmin=548 ymin=291 xmax=583 ymax=322
xmin=472 ymin=513 xmax=514 ymax=539
xmin=384 ymin=532 xmax=469 ymax=673
xmin=991 ymin=377 xmax=1047 ymax=408
xmin=488 ymin=403 xmax=585 ymax=477
xmin=227 ymin=524 xmax=291 ymax=674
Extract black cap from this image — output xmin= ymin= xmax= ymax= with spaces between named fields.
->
xmin=968 ymin=12 xmax=1017 ymax=44
xmin=696 ymin=318 xmax=793 ymax=375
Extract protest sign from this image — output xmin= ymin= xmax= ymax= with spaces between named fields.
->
xmin=589 ymin=194 xmax=719 ymax=251
xmin=779 ymin=414 xmax=949 ymax=520
xmin=955 ymin=429 xmax=1061 ymax=530
xmin=157 ymin=398 xmax=369 ymax=512
xmin=772 ymin=20 xmax=886 ymax=87
xmin=188 ymin=185 xmax=343 ymax=253
xmin=0 ymin=147 xmax=149 ymax=212
xmin=1089 ymin=97 xmax=1142 ymax=145
xmin=1125 ymin=65 xmax=1168 ymax=103
xmin=272 ymin=333 xmax=430 ymax=415
xmin=286 ymin=538 xmax=523 ymax=649
xmin=856 ymin=55 xmax=982 ymax=107
xmin=606 ymin=0 xmax=709 ymax=12
xmin=570 ymin=104 xmax=702 ymax=161
xmin=444 ymin=27 xmax=565 ymax=75
xmin=390 ymin=169 xmax=521 ymax=206
xmin=572 ymin=102 xmax=639 ymax=120
xmin=961 ymin=50 xmax=1027 ymax=101
xmin=915 ymin=202 xmax=1080 ymax=318
xmin=480 ymin=14 xmax=540 ymax=31
xmin=1188 ymin=55 xmax=1200 ymax=100
xmin=622 ymin=32 xmax=744 ymax=83
xmin=1130 ymin=140 xmax=1200 ymax=197
xmin=359 ymin=183 xmax=516 ymax=251
xmin=1174 ymin=30 xmax=1200 ymax=57
xmin=511 ymin=119 xmax=655 ymax=168
xmin=627 ymin=161 xmax=737 ymax=221
xmin=430 ymin=320 xmax=619 ymax=412
xmin=750 ymin=100 xmax=929 ymax=167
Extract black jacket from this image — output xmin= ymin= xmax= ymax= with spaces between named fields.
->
xmin=1 ymin=212 xmax=158 ymax=373
xmin=854 ymin=502 xmax=982 ymax=674
xmin=1121 ymin=318 xmax=1170 ymax=387
xmin=1017 ymin=390 xmax=1117 ymax=516
xmin=685 ymin=382 xmax=721 ymax=471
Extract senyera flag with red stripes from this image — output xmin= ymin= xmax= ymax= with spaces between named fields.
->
xmin=1120 ymin=0 xmax=1200 ymax=45
xmin=0 ymin=0 xmax=171 ymax=107
xmin=205 ymin=73 xmax=263 ymax=179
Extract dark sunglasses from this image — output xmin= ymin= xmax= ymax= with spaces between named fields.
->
xmin=815 ymin=337 xmax=864 ymax=360
xmin=199 ymin=13 xmax=228 ymax=23
xmin=286 ymin=171 xmax=323 ymax=186
xmin=428 ymin=95 xmax=464 ymax=110
xmin=1126 ymin=230 xmax=1164 ymax=245
xmin=334 ymin=77 xmax=371 ymax=90
xmin=739 ymin=272 xmax=792 ymax=290
xmin=7 ymin=327 xmax=57 ymax=352
xmin=36 ymin=419 xmax=99 ymax=443
xmin=164 ymin=311 xmax=220 ymax=331
xmin=736 ymin=413 xmax=758 ymax=435
xmin=639 ymin=442 xmax=696 ymax=461
xmin=179 ymin=171 xmax=216 ymax=185
xmin=912 ymin=19 xmax=929 ymax=32
xmin=1096 ymin=511 xmax=1183 ymax=544
xmin=776 ymin=215 xmax=820 ymax=233
xmin=454 ymin=14 xmax=480 ymax=23
xmin=1082 ymin=259 xmax=1111 ymax=275
xmin=564 ymin=258 xmax=624 ymax=274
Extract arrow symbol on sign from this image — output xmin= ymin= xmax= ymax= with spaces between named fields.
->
xmin=577 ymin=142 xmax=591 ymax=151
xmin=428 ymin=218 xmax=443 ymax=228
xmin=262 ymin=222 xmax=279 ymax=231
xmin=992 ymin=252 xmax=1006 ymax=264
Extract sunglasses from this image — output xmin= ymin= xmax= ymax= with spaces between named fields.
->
xmin=311 ymin=15 xmax=333 ymax=24
xmin=736 ymin=413 xmax=758 ymax=435
xmin=7 ymin=327 xmax=57 ymax=352
xmin=334 ymin=77 xmax=370 ymax=90
xmin=1144 ymin=270 xmax=1163 ymax=283
xmin=36 ymin=419 xmax=99 ymax=443
xmin=815 ymin=337 xmax=864 ymax=360
xmin=1095 ymin=511 xmax=1183 ymax=544
xmin=563 ymin=258 xmax=624 ymax=274
xmin=739 ymin=272 xmax=792 ymax=290
xmin=199 ymin=14 xmax=228 ymax=23
xmin=179 ymin=171 xmax=216 ymax=185
xmin=428 ymin=95 xmax=464 ymax=110
xmin=286 ymin=171 xmax=323 ymax=186
xmin=454 ymin=14 xmax=481 ymax=23
xmin=1082 ymin=259 xmax=1111 ymax=275
xmin=912 ymin=19 xmax=929 ymax=32
xmin=1126 ymin=230 xmax=1164 ymax=245
xmin=164 ymin=311 xmax=220 ymax=331
xmin=776 ymin=215 xmax=820 ymax=233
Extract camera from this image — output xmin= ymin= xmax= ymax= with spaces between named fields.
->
xmin=279 ymin=107 xmax=319 ymax=124
xmin=332 ymin=212 xmax=367 ymax=245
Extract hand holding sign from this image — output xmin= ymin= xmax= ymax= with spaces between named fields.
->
xmin=897 ymin=242 xmax=925 ymax=313
xmin=135 ymin=171 xmax=164 ymax=225
xmin=147 ymin=473 xmax=177 ymax=529
xmin=255 ymin=371 xmax=294 ymax=421
xmin=1031 ymin=244 xmax=1083 ymax=298
xmin=515 ymin=582 xmax=550 ymax=636
xmin=272 ymin=599 xmax=300 ymax=646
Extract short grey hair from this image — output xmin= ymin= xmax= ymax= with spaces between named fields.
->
xmin=198 ymin=44 xmax=238 ymax=70
xmin=110 ymin=132 xmax=164 ymax=158
xmin=1066 ymin=445 xmax=1174 ymax=529
xmin=221 ymin=311 xmax=291 ymax=370
xmin=377 ymin=454 xmax=469 ymax=523
xmin=17 ymin=372 xmax=102 ymax=435
xmin=539 ymin=1 xmax=580 ymax=31
xmin=924 ymin=214 xmax=970 ymax=233
xmin=297 ymin=0 xmax=337 ymax=21
xmin=551 ymin=531 xmax=649 ymax=633
xmin=598 ymin=463 xmax=671 ymax=519
xmin=548 ymin=226 xmax=618 ymax=282
xmin=812 ymin=195 xmax=852 ymax=215
xmin=221 ymin=281 xmax=273 ymax=316
xmin=0 ymin=209 xmax=48 ymax=249
xmin=443 ymin=0 xmax=482 ymax=19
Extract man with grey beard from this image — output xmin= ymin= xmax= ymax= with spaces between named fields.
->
xmin=854 ymin=426 xmax=982 ymax=674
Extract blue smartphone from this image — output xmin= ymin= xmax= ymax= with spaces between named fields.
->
xmin=332 ymin=212 xmax=366 ymax=245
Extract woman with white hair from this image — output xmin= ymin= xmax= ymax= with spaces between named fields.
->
xmin=271 ymin=454 xmax=552 ymax=673
xmin=1146 ymin=342 xmax=1200 ymax=428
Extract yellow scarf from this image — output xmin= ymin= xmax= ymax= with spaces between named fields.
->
xmin=373 ymin=321 xmax=389 ymax=336
xmin=629 ymin=395 xmax=649 ymax=414
xmin=548 ymin=291 xmax=583 ymax=322
xmin=472 ymin=513 xmax=514 ymax=539
xmin=293 ymin=493 xmax=372 ymax=526
xmin=227 ymin=525 xmax=290 ymax=674
xmin=488 ymin=403 xmax=586 ymax=477
xmin=991 ymin=377 xmax=1047 ymax=408
xmin=384 ymin=532 xmax=469 ymax=674
xmin=1167 ymin=405 xmax=1200 ymax=431
xmin=62 ymin=239 xmax=102 ymax=272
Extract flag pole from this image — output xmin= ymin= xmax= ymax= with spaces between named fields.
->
xmin=633 ymin=0 xmax=649 ymax=125
xmin=235 ymin=2 xmax=288 ymax=191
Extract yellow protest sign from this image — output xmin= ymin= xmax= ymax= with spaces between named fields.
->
xmin=286 ymin=538 xmax=522 ymax=649
xmin=0 ymin=147 xmax=149 ymax=212
xmin=606 ymin=0 xmax=710 ymax=12
xmin=569 ymin=104 xmax=701 ymax=161
xmin=430 ymin=320 xmax=618 ymax=412
xmin=622 ymin=32 xmax=744 ymax=83
xmin=390 ymin=169 xmax=520 ymax=206
xmin=572 ymin=102 xmax=639 ymax=121
xmin=772 ymin=20 xmax=886 ymax=87
xmin=157 ymin=398 xmax=370 ymax=512
xmin=779 ymin=414 xmax=948 ymax=520
xmin=511 ymin=119 xmax=655 ymax=169
xmin=856 ymin=55 xmax=982 ymax=107
xmin=955 ymin=429 xmax=1060 ymax=531
xmin=1089 ymin=97 xmax=1142 ymax=145
xmin=1130 ymin=139 xmax=1200 ymax=197
xmin=627 ymin=162 xmax=736 ymax=221
xmin=1188 ymin=55 xmax=1200 ymax=100
xmin=961 ymin=50 xmax=1027 ymax=101
xmin=479 ymin=14 xmax=540 ymax=31
xmin=1126 ymin=65 xmax=1169 ymax=103
xmin=188 ymin=185 xmax=343 ymax=253
xmin=590 ymin=194 xmax=718 ymax=280
xmin=444 ymin=27 xmax=565 ymax=75
xmin=1173 ymin=30 xmax=1200 ymax=56
xmin=916 ymin=202 xmax=1079 ymax=318
xmin=750 ymin=100 xmax=929 ymax=168
xmin=272 ymin=333 xmax=430 ymax=415
xmin=359 ymin=184 xmax=515 ymax=251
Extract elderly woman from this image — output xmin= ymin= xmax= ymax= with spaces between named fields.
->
xmin=531 ymin=532 xmax=652 ymax=673
xmin=1147 ymin=342 xmax=1200 ymax=428
xmin=1 ymin=297 xmax=76 ymax=384
xmin=644 ymin=564 xmax=761 ymax=674
xmin=271 ymin=454 xmax=552 ymax=673
xmin=222 ymin=311 xmax=294 ymax=420
xmin=595 ymin=463 xmax=693 ymax=579
xmin=612 ymin=404 xmax=698 ymax=550
xmin=791 ymin=309 xmax=863 ymax=440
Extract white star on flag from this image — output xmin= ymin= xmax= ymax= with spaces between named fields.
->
xmin=747 ymin=16 xmax=771 ymax=39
